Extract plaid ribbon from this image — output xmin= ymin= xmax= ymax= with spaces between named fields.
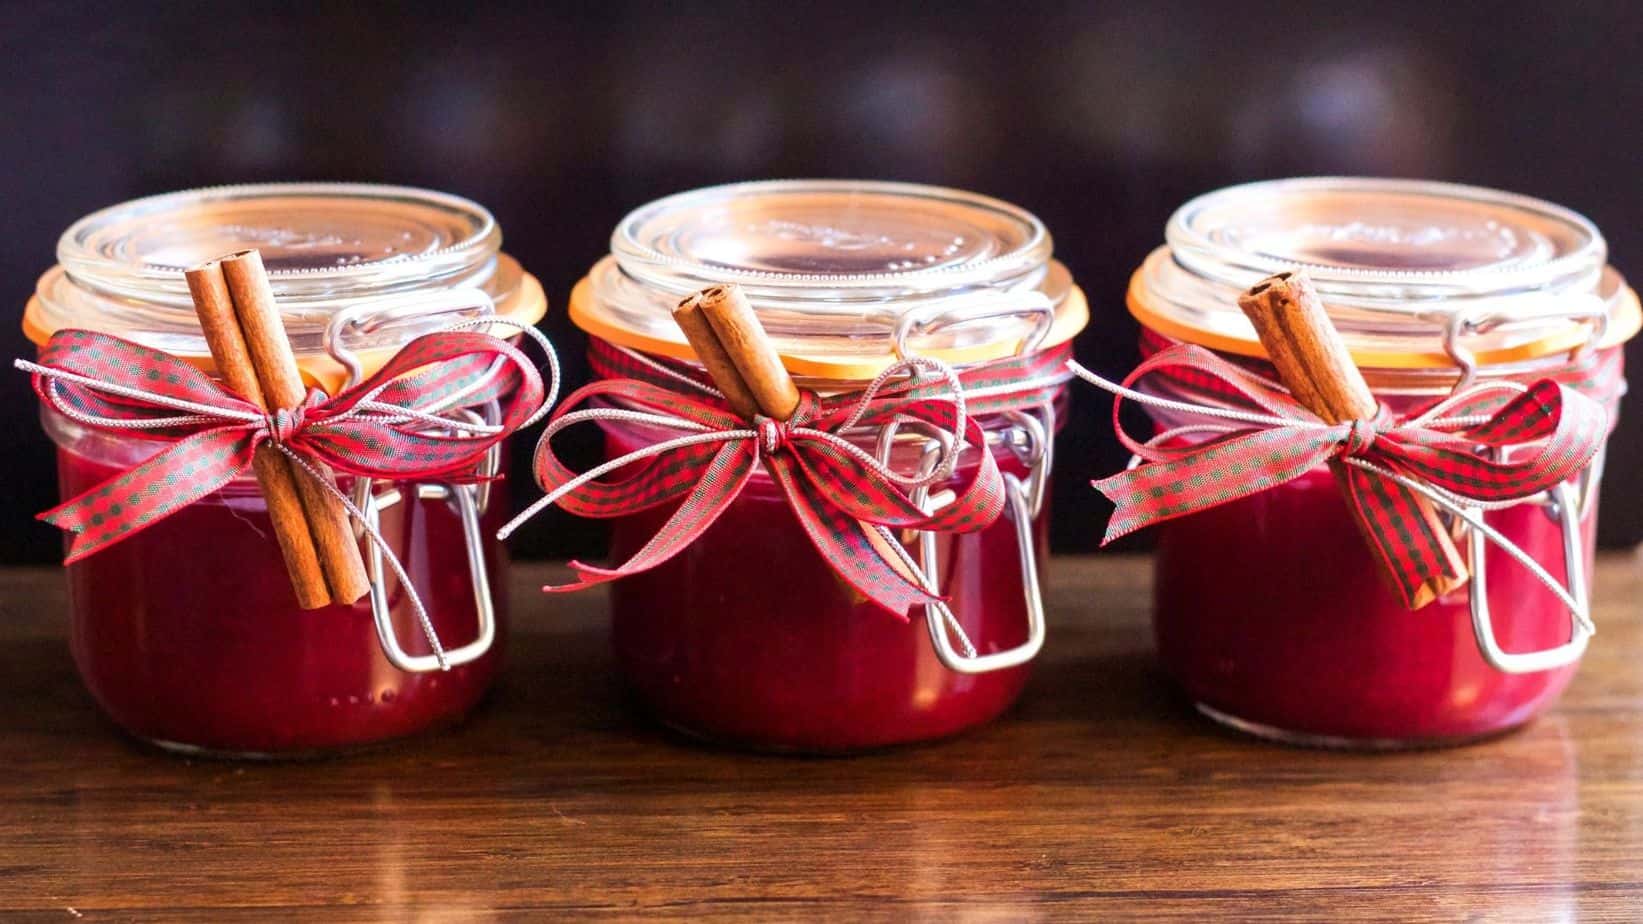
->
xmin=18 ymin=326 xmax=555 ymax=664
xmin=1072 ymin=343 xmax=1612 ymax=611
xmin=503 ymin=341 xmax=1073 ymax=619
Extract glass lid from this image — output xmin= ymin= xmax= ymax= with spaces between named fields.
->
xmin=576 ymin=180 xmax=1086 ymax=378
xmin=613 ymin=178 xmax=1050 ymax=287
xmin=62 ymin=182 xmax=498 ymax=284
xmin=1132 ymin=177 xmax=1637 ymax=368
xmin=28 ymin=183 xmax=532 ymax=365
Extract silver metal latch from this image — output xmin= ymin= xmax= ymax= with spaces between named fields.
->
xmin=880 ymin=402 xmax=1055 ymax=675
xmin=324 ymin=291 xmax=505 ymax=673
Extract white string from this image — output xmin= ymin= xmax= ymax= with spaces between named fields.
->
xmin=437 ymin=317 xmax=562 ymax=428
xmin=279 ymin=447 xmax=449 ymax=667
xmin=20 ymin=328 xmax=556 ymax=670
xmin=317 ymin=317 xmax=561 ymax=433
xmin=497 ymin=427 xmax=752 ymax=540
xmin=501 ymin=354 xmax=977 ymax=542
xmin=834 ymin=356 xmax=968 ymax=485
xmin=342 ymin=401 xmax=504 ymax=435
xmin=871 ymin=522 xmax=977 ymax=658
xmin=613 ymin=344 xmax=723 ymax=397
xmin=17 ymin=359 xmax=265 ymax=424
xmin=1065 ymin=359 xmax=1328 ymax=431
xmin=1342 ymin=456 xmax=1591 ymax=631
xmin=1406 ymin=380 xmax=1530 ymax=428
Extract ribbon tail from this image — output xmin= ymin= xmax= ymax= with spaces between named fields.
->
xmin=1090 ymin=473 xmax=1157 ymax=545
xmin=1093 ymin=428 xmax=1342 ymax=544
xmin=544 ymin=442 xmax=755 ymax=592
xmin=42 ymin=429 xmax=256 ymax=563
xmin=1338 ymin=464 xmax=1468 ymax=610
xmin=769 ymin=456 xmax=941 ymax=620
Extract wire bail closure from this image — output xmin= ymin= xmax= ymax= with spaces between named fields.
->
xmin=1434 ymin=300 xmax=1608 ymax=671
xmin=887 ymin=407 xmax=1053 ymax=674
xmin=878 ymin=295 xmax=1058 ymax=674
xmin=889 ymin=291 xmax=1056 ymax=363
xmin=1438 ymin=294 xmax=1611 ymax=395
xmin=324 ymin=288 xmax=544 ymax=674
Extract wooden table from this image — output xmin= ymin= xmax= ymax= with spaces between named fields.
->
xmin=3 ymin=554 xmax=1643 ymax=921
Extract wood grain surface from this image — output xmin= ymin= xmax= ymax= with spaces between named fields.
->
xmin=3 ymin=553 xmax=1643 ymax=921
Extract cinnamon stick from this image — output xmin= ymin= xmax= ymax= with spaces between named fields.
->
xmin=219 ymin=250 xmax=372 ymax=606
xmin=673 ymin=292 xmax=763 ymax=420
xmin=672 ymin=284 xmax=869 ymax=602
xmin=185 ymin=262 xmax=331 ymax=610
xmin=1238 ymin=271 xmax=1468 ymax=608
xmin=693 ymin=284 xmax=800 ymax=420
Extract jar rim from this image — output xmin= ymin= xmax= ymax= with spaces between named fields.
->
xmin=57 ymin=182 xmax=500 ymax=299
xmin=1133 ymin=177 xmax=1638 ymax=369
xmin=27 ymin=183 xmax=544 ymax=391
xmin=612 ymin=179 xmax=1051 ymax=291
xmin=1168 ymin=177 xmax=1605 ymax=290
xmin=580 ymin=179 xmax=1085 ymax=380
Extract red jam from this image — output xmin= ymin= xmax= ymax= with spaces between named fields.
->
xmin=55 ymin=435 xmax=508 ymax=756
xmin=1153 ymin=457 xmax=1596 ymax=744
xmin=1124 ymin=177 xmax=1636 ymax=745
xmin=603 ymin=422 xmax=1048 ymax=752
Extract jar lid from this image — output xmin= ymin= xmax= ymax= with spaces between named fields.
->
xmin=571 ymin=180 xmax=1087 ymax=380
xmin=23 ymin=183 xmax=547 ymax=391
xmin=1129 ymin=177 xmax=1640 ymax=369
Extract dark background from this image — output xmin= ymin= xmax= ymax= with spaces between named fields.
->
xmin=2 ymin=0 xmax=1640 ymax=563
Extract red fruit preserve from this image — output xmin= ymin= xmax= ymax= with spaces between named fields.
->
xmin=1154 ymin=461 xmax=1598 ymax=743
xmin=604 ymin=423 xmax=1048 ymax=752
xmin=1127 ymin=178 xmax=1639 ymax=746
xmin=25 ymin=184 xmax=548 ymax=755
xmin=563 ymin=180 xmax=1089 ymax=751
xmin=53 ymin=425 xmax=509 ymax=755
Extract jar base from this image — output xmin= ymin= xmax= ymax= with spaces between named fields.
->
xmin=142 ymin=736 xmax=409 ymax=761
xmin=634 ymin=679 xmax=1025 ymax=756
xmin=146 ymin=737 xmax=328 ymax=761
xmin=131 ymin=704 xmax=482 ymax=761
xmin=650 ymin=715 xmax=989 ymax=757
xmin=1193 ymin=702 xmax=1532 ymax=751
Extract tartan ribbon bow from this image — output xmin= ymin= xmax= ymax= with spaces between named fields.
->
xmin=18 ymin=325 xmax=556 ymax=664
xmin=1072 ymin=343 xmax=1611 ymax=610
xmin=501 ymin=353 xmax=1017 ymax=619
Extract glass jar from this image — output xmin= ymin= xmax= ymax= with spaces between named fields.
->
xmin=565 ymin=180 xmax=1088 ymax=751
xmin=1127 ymin=177 xmax=1639 ymax=746
xmin=23 ymin=183 xmax=548 ymax=756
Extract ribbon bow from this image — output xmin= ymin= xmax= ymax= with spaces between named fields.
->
xmin=502 ymin=353 xmax=1009 ymax=619
xmin=19 ymin=323 xmax=556 ymax=665
xmin=1072 ymin=344 xmax=1611 ymax=611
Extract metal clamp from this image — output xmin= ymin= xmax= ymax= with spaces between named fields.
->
xmin=1440 ymin=298 xmax=1609 ymax=394
xmin=1467 ymin=479 xmax=1591 ymax=674
xmin=322 ymin=290 xmax=502 ymax=673
xmin=873 ymin=288 xmax=1057 ymax=672
xmin=360 ymin=479 xmax=496 ymax=673
xmin=901 ymin=407 xmax=1053 ymax=675
xmin=890 ymin=291 xmax=1056 ymax=362
xmin=322 ymin=287 xmax=497 ymax=387
xmin=923 ymin=472 xmax=1046 ymax=674
xmin=998 ymin=406 xmax=1053 ymax=519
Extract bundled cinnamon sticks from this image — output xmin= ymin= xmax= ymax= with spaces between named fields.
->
xmin=1238 ymin=270 xmax=1469 ymax=607
xmin=185 ymin=250 xmax=370 ymax=609
xmin=672 ymin=284 xmax=799 ymax=421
